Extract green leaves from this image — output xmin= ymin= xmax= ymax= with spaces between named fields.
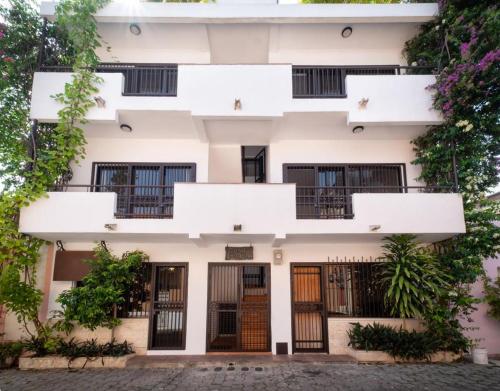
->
xmin=379 ymin=235 xmax=450 ymax=319
xmin=56 ymin=245 xmax=149 ymax=331
xmin=347 ymin=321 xmax=469 ymax=361
xmin=483 ymin=276 xmax=500 ymax=321
xmin=0 ymin=0 xmax=110 ymax=343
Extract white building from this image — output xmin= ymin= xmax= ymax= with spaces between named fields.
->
xmin=7 ymin=1 xmax=466 ymax=356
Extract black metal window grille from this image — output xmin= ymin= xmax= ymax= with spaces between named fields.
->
xmin=325 ymin=259 xmax=391 ymax=318
xmin=292 ymin=65 xmax=428 ymax=98
xmin=93 ymin=162 xmax=195 ymax=219
xmin=207 ymin=264 xmax=271 ymax=352
xmin=149 ymin=264 xmax=188 ymax=350
xmin=39 ymin=63 xmax=178 ymax=96
xmin=118 ymin=262 xmax=152 ymax=319
xmin=284 ymin=163 xmax=406 ymax=219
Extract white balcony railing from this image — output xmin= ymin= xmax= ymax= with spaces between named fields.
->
xmin=30 ymin=65 xmax=442 ymax=125
xmin=19 ymin=184 xmax=465 ymax=243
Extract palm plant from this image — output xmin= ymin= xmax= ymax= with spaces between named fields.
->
xmin=379 ymin=235 xmax=449 ymax=319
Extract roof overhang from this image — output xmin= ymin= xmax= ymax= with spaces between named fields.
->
xmin=40 ymin=2 xmax=438 ymax=24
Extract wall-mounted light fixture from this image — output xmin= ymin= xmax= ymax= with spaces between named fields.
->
xmin=129 ymin=23 xmax=141 ymax=36
xmin=234 ymin=98 xmax=242 ymax=111
xmin=358 ymin=97 xmax=369 ymax=109
xmin=94 ymin=96 xmax=106 ymax=108
xmin=352 ymin=126 xmax=364 ymax=134
xmin=369 ymin=225 xmax=381 ymax=232
xmin=104 ymin=223 xmax=117 ymax=231
xmin=233 ymin=224 xmax=242 ymax=232
xmin=341 ymin=26 xmax=353 ymax=38
xmin=120 ymin=124 xmax=132 ymax=133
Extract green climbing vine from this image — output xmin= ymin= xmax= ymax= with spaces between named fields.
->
xmin=0 ymin=0 xmax=110 ymax=344
xmin=403 ymin=0 xmax=499 ymax=321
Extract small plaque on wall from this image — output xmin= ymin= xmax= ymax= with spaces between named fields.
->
xmin=225 ymin=246 xmax=253 ymax=261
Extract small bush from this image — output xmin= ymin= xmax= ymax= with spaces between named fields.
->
xmin=0 ymin=341 xmax=24 ymax=367
xmin=57 ymin=338 xmax=134 ymax=359
xmin=347 ymin=322 xmax=468 ymax=361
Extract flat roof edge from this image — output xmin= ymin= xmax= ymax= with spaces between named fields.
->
xmin=40 ymin=2 xmax=438 ymax=24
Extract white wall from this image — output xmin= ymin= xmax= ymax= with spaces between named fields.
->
xmin=19 ymin=188 xmax=465 ymax=241
xmin=71 ymin=138 xmax=209 ymax=184
xmin=208 ymin=145 xmax=242 ymax=183
xmin=269 ymin=139 xmax=421 ymax=184
xmin=269 ymin=23 xmax=418 ymax=66
xmin=30 ymin=70 xmax=441 ymax=126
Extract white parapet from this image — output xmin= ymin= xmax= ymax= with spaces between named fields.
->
xmin=30 ymin=67 xmax=441 ymax=125
xmin=19 ymin=185 xmax=465 ymax=243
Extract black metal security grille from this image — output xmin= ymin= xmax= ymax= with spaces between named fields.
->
xmin=291 ymin=265 xmax=328 ymax=353
xmin=291 ymin=260 xmax=392 ymax=352
xmin=292 ymin=65 xmax=432 ymax=98
xmin=207 ymin=264 xmax=271 ymax=352
xmin=149 ymin=264 xmax=188 ymax=350
xmin=118 ymin=263 xmax=152 ymax=318
xmin=285 ymin=163 xmax=406 ymax=219
xmin=92 ymin=162 xmax=195 ymax=219
xmin=39 ymin=63 xmax=178 ymax=96
xmin=325 ymin=259 xmax=389 ymax=318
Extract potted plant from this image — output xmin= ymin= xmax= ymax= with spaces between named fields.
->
xmin=471 ymin=338 xmax=489 ymax=365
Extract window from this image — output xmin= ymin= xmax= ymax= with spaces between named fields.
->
xmin=284 ymin=164 xmax=405 ymax=219
xmin=117 ymin=263 xmax=152 ymax=318
xmin=93 ymin=162 xmax=195 ymax=218
xmin=243 ymin=266 xmax=266 ymax=288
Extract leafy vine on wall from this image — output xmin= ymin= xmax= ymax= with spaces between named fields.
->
xmin=0 ymin=0 xmax=110 ymax=343
xmin=404 ymin=0 xmax=499 ymax=317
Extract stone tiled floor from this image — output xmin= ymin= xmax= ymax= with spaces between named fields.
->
xmin=1 ymin=363 xmax=500 ymax=391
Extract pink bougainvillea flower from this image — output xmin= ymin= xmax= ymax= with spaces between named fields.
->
xmin=3 ymin=57 xmax=14 ymax=63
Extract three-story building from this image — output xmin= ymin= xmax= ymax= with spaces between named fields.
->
xmin=7 ymin=1 xmax=465 ymax=356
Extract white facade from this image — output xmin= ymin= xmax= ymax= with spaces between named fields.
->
xmin=10 ymin=1 xmax=467 ymax=356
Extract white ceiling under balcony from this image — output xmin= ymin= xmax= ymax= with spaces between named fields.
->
xmin=95 ymin=22 xmax=419 ymax=65
xmin=82 ymin=111 xmax=428 ymax=143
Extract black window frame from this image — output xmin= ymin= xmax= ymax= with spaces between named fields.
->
xmin=91 ymin=162 xmax=196 ymax=218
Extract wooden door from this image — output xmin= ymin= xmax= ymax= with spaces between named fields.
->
xmin=291 ymin=265 xmax=328 ymax=353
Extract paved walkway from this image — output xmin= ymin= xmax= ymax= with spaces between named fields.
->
xmin=2 ymin=363 xmax=500 ymax=391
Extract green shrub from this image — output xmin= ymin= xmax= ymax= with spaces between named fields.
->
xmin=347 ymin=322 xmax=468 ymax=361
xmin=57 ymin=338 xmax=134 ymax=359
xmin=0 ymin=341 xmax=24 ymax=367
xmin=379 ymin=235 xmax=450 ymax=318
xmin=56 ymin=245 xmax=149 ymax=331
xmin=484 ymin=276 xmax=500 ymax=321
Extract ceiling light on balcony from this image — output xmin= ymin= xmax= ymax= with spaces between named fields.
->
xmin=129 ymin=23 xmax=141 ymax=36
xmin=341 ymin=26 xmax=353 ymax=38
xmin=352 ymin=126 xmax=364 ymax=134
xmin=120 ymin=124 xmax=133 ymax=133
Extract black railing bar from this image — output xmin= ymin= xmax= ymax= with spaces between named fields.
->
xmin=292 ymin=65 xmax=434 ymax=71
xmin=51 ymin=184 xmax=175 ymax=188
xmin=295 ymin=185 xmax=453 ymax=190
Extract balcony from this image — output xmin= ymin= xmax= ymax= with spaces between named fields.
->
xmin=30 ymin=64 xmax=442 ymax=126
xmin=19 ymin=184 xmax=465 ymax=243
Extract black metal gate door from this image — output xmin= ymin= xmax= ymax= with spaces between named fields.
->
xmin=207 ymin=263 xmax=271 ymax=352
xmin=291 ymin=264 xmax=328 ymax=353
xmin=149 ymin=264 xmax=188 ymax=350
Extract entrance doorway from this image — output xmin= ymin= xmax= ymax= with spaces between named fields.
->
xmin=207 ymin=263 xmax=271 ymax=352
xmin=148 ymin=264 xmax=188 ymax=350
xmin=241 ymin=146 xmax=267 ymax=183
xmin=291 ymin=264 xmax=328 ymax=353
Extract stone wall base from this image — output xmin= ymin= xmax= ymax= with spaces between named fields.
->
xmin=347 ymin=348 xmax=461 ymax=363
xmin=19 ymin=354 xmax=135 ymax=370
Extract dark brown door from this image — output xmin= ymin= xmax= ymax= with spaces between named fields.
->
xmin=207 ymin=264 xmax=271 ymax=352
xmin=149 ymin=264 xmax=188 ymax=350
xmin=291 ymin=264 xmax=328 ymax=353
